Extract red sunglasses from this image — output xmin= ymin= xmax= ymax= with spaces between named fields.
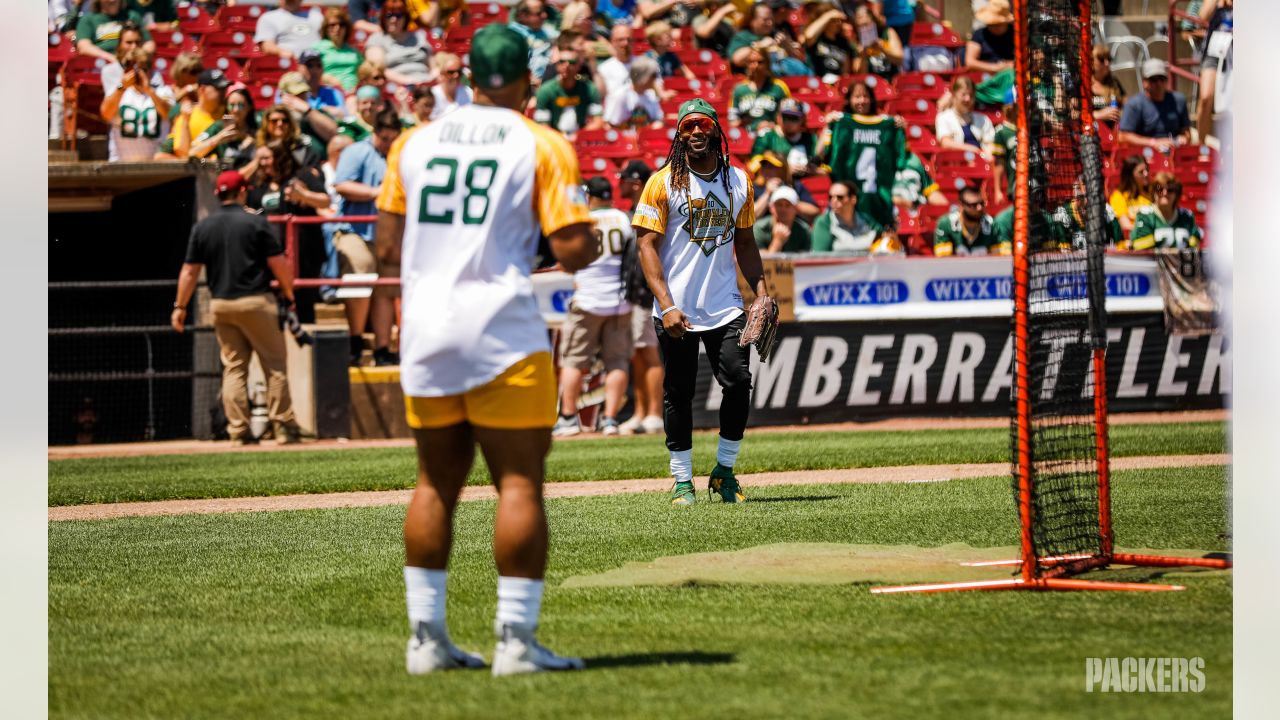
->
xmin=678 ymin=117 xmax=715 ymax=135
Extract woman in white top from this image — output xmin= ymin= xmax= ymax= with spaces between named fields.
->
xmin=100 ymin=46 xmax=173 ymax=162
xmin=429 ymin=52 xmax=474 ymax=119
xmin=603 ymin=56 xmax=663 ymax=130
xmin=935 ymin=75 xmax=994 ymax=158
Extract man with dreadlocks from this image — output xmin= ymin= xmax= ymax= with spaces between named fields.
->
xmin=632 ymin=99 xmax=771 ymax=506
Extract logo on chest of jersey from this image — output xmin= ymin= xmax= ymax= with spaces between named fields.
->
xmin=678 ymin=192 xmax=734 ymax=257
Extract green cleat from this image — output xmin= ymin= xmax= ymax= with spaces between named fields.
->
xmin=670 ymin=481 xmax=697 ymax=506
xmin=708 ymin=464 xmax=746 ymax=503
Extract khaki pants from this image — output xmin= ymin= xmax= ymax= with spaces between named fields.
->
xmin=210 ymin=293 xmax=296 ymax=440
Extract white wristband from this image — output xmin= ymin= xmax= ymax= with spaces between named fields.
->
xmin=660 ymin=306 xmax=680 ymax=317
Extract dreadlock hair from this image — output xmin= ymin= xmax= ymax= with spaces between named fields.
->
xmin=664 ymin=114 xmax=734 ymax=202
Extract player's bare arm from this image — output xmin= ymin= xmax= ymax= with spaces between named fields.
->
xmin=548 ymin=221 xmax=599 ymax=273
xmin=375 ymin=210 xmax=405 ymax=266
xmin=636 ymin=227 xmax=691 ymax=338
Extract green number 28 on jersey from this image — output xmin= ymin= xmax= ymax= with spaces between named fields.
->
xmin=418 ymin=157 xmax=499 ymax=226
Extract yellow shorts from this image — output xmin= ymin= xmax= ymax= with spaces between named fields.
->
xmin=404 ymin=352 xmax=557 ymax=430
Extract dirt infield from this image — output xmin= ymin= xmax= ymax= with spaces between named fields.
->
xmin=47 ymin=409 xmax=1227 ymax=461
xmin=48 ymin=453 xmax=1228 ymax=522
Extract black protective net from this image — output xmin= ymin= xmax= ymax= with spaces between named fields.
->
xmin=48 ymin=281 xmax=208 ymax=444
xmin=1012 ymin=0 xmax=1109 ymax=563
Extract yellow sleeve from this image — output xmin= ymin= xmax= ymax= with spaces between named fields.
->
xmin=523 ymin=119 xmax=592 ymax=236
xmin=376 ymin=127 xmax=421 ymax=215
xmin=1108 ymin=191 xmax=1128 ymax=222
xmin=736 ymin=174 xmax=755 ymax=228
xmin=632 ymin=168 xmax=670 ymax=234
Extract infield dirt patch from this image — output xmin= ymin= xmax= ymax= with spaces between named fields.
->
xmin=48 ymin=453 xmax=1228 ymax=522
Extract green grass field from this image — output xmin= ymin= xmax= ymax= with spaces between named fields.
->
xmin=49 ymin=443 xmax=1231 ymax=719
xmin=47 ymin=421 xmax=1225 ymax=506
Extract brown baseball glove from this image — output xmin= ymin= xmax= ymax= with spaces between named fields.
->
xmin=739 ymin=294 xmax=780 ymax=362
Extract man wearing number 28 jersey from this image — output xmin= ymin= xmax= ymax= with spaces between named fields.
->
xmin=375 ymin=24 xmax=598 ymax=677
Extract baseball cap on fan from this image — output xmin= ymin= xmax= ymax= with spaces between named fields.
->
xmin=469 ymin=24 xmax=531 ymax=91
xmin=198 ymin=69 xmax=230 ymax=90
xmin=1141 ymin=58 xmax=1169 ymax=79
xmin=778 ymin=98 xmax=805 ymax=119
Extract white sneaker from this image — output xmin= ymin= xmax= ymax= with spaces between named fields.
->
xmin=618 ymin=415 xmax=644 ymax=435
xmin=406 ymin=622 xmax=486 ymax=675
xmin=552 ymin=415 xmax=581 ymax=437
xmin=491 ymin=623 xmax=585 ymax=676
xmin=641 ymin=415 xmax=665 ymax=434
xmin=600 ymin=417 xmax=620 ymax=436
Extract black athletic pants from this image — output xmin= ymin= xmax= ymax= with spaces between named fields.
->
xmin=654 ymin=313 xmax=752 ymax=453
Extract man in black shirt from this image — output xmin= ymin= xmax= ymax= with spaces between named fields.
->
xmin=172 ymin=170 xmax=302 ymax=445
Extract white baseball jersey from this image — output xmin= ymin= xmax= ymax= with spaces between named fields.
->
xmin=632 ymin=163 xmax=755 ymax=331
xmin=572 ymin=207 xmax=632 ymax=316
xmin=376 ymin=104 xmax=591 ymax=397
xmin=102 ymin=64 xmax=173 ymax=162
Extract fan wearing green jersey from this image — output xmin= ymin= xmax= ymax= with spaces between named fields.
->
xmin=1049 ymin=181 xmax=1124 ymax=250
xmin=892 ymin=150 xmax=947 ymax=210
xmin=818 ymin=80 xmax=904 ymax=228
xmin=728 ymin=47 xmax=792 ymax=132
xmin=1125 ymin=172 xmax=1203 ymax=250
xmin=990 ymin=100 xmax=1018 ymax=206
xmin=933 ymin=185 xmax=1009 ymax=257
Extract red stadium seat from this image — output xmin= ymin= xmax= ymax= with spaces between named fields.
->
xmin=466 ymin=3 xmax=509 ymax=26
xmin=575 ymin=129 xmax=639 ymax=160
xmin=178 ymin=5 xmax=220 ymax=34
xmin=579 ymin=155 xmax=620 ymax=179
xmin=905 ymin=124 xmax=939 ymax=158
xmin=244 ymin=55 xmax=296 ymax=84
xmin=934 ymin=149 xmax=991 ymax=173
xmin=838 ymin=74 xmax=898 ymax=105
xmin=799 ymin=174 xmax=831 ymax=207
xmin=723 ymin=126 xmax=753 ymax=157
xmin=675 ymin=48 xmax=728 ymax=80
xmin=1172 ymin=144 xmax=1216 ymax=169
xmin=1174 ymin=166 xmax=1213 ymax=188
xmin=913 ymin=22 xmax=965 ymax=49
xmin=62 ymin=55 xmax=108 ymax=86
xmin=248 ymin=81 xmax=278 ymax=110
xmin=638 ymin=126 xmax=676 ymax=155
xmin=783 ymin=75 xmax=838 ymax=105
xmin=217 ymin=4 xmax=267 ymax=32
xmin=205 ymin=55 xmax=247 ymax=84
xmin=201 ymin=29 xmax=260 ymax=59
xmin=151 ymin=29 xmax=199 ymax=58
xmin=895 ymin=71 xmax=949 ymax=97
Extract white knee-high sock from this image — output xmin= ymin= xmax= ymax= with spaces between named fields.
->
xmin=717 ymin=436 xmax=741 ymax=468
xmin=496 ymin=576 xmax=544 ymax=631
xmin=669 ymin=449 xmax=693 ymax=483
xmin=404 ymin=567 xmax=447 ymax=629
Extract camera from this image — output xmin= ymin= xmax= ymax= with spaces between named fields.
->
xmin=277 ymin=296 xmax=314 ymax=346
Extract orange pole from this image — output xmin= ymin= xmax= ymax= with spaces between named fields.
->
xmin=1094 ymin=352 xmax=1114 ymax=557
xmin=1111 ymin=552 xmax=1233 ymax=569
xmin=1010 ymin=0 xmax=1036 ymax=583
xmin=1078 ymin=0 xmax=1097 ymax=133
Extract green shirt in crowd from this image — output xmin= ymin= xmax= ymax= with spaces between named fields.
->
xmin=1127 ymin=206 xmax=1202 ymax=250
xmin=991 ymin=121 xmax=1017 ymax=199
xmin=933 ymin=210 xmax=1010 ymax=256
xmin=751 ymin=127 xmax=819 ymax=171
xmin=730 ymin=79 xmax=791 ymax=131
xmin=753 ymin=214 xmax=812 ymax=253
xmin=811 ymin=208 xmax=886 ymax=254
xmin=892 ymin=151 xmax=940 ymax=208
xmin=534 ymin=77 xmax=604 ymax=134
xmin=76 ymin=9 xmax=152 ymax=53
xmin=313 ymin=40 xmax=363 ymax=92
xmin=1050 ymin=201 xmax=1124 ymax=250
xmin=821 ymin=113 xmax=905 ymax=214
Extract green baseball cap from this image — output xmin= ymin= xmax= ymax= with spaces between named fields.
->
xmin=468 ymin=25 xmax=531 ymax=91
xmin=676 ymin=98 xmax=719 ymax=126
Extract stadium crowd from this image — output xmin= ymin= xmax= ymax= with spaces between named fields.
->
xmin=49 ymin=0 xmax=1225 ymax=379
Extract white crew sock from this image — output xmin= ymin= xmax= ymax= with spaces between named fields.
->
xmin=717 ymin=436 xmax=741 ymax=468
xmin=496 ymin=576 xmax=544 ymax=631
xmin=669 ymin=449 xmax=693 ymax=484
xmin=404 ymin=567 xmax=447 ymax=629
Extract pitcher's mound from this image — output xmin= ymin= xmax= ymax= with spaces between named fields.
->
xmin=562 ymin=543 xmax=1230 ymax=589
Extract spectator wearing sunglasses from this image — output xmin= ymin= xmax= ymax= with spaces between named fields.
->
xmin=534 ymin=45 xmax=605 ymax=136
xmin=934 ymin=185 xmax=1008 ymax=256
xmin=1126 ymin=173 xmax=1203 ymax=250
xmin=1090 ymin=45 xmax=1126 ymax=126
xmin=811 ymin=181 xmax=896 ymax=255
xmin=510 ymin=0 xmax=559 ymax=83
xmin=429 ymin=53 xmax=473 ymax=119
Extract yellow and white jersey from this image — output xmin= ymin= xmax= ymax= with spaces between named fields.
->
xmin=632 ymin=163 xmax=754 ymax=331
xmin=572 ymin=207 xmax=632 ymax=316
xmin=376 ymin=104 xmax=590 ymax=397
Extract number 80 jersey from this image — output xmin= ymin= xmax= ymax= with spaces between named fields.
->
xmin=376 ymin=104 xmax=591 ymax=397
